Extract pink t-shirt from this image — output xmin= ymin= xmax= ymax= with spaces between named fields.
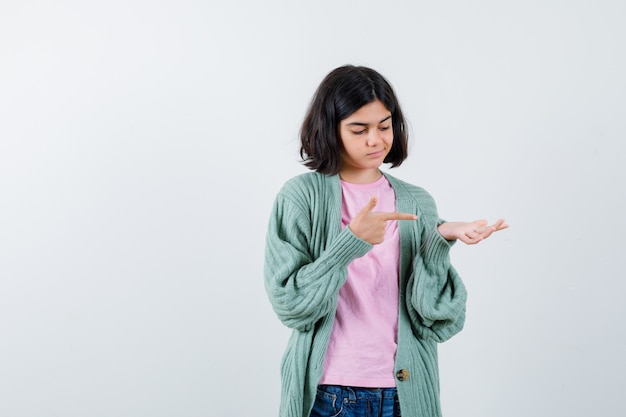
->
xmin=319 ymin=175 xmax=400 ymax=388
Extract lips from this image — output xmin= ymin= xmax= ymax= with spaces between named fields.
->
xmin=367 ymin=149 xmax=385 ymax=158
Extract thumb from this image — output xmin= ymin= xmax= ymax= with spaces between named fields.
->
xmin=358 ymin=195 xmax=378 ymax=216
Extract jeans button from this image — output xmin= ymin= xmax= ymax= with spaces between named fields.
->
xmin=396 ymin=369 xmax=410 ymax=381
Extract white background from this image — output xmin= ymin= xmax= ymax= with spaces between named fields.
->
xmin=1 ymin=1 xmax=625 ymax=416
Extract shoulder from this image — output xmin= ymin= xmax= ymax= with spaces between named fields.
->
xmin=278 ymin=172 xmax=337 ymax=198
xmin=274 ymin=172 xmax=339 ymax=212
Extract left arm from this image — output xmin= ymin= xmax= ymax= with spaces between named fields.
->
xmin=408 ymin=212 xmax=508 ymax=341
xmin=391 ymin=178 xmax=509 ymax=342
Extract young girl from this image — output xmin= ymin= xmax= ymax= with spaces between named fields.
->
xmin=264 ymin=65 xmax=508 ymax=417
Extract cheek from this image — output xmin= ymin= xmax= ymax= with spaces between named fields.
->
xmin=345 ymin=143 xmax=362 ymax=156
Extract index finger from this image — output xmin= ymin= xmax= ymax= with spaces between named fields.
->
xmin=380 ymin=212 xmax=418 ymax=221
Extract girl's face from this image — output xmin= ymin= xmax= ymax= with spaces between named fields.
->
xmin=338 ymin=99 xmax=393 ymax=183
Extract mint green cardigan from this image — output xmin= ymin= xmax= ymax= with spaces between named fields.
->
xmin=264 ymin=172 xmax=467 ymax=417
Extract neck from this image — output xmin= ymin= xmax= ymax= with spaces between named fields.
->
xmin=339 ymin=168 xmax=383 ymax=184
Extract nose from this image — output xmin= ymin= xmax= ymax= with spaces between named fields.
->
xmin=367 ymin=130 xmax=383 ymax=146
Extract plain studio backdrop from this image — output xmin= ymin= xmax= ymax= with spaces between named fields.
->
xmin=1 ymin=1 xmax=625 ymax=416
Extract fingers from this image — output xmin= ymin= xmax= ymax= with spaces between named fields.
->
xmin=492 ymin=218 xmax=509 ymax=230
xmin=481 ymin=219 xmax=509 ymax=237
xmin=469 ymin=218 xmax=509 ymax=244
xmin=476 ymin=219 xmax=510 ymax=233
xmin=357 ymin=195 xmax=378 ymax=217
xmin=357 ymin=196 xmax=417 ymax=222
xmin=459 ymin=228 xmax=484 ymax=244
xmin=465 ymin=230 xmax=483 ymax=242
xmin=468 ymin=220 xmax=491 ymax=239
xmin=381 ymin=212 xmax=418 ymax=221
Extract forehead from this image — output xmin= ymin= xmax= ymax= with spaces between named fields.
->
xmin=341 ymin=99 xmax=391 ymax=125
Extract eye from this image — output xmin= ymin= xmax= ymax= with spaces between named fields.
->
xmin=379 ymin=125 xmax=391 ymax=131
xmin=351 ymin=129 xmax=366 ymax=135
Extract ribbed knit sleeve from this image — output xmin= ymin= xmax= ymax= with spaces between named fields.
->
xmin=264 ymin=180 xmax=372 ymax=332
xmin=407 ymin=221 xmax=467 ymax=342
xmin=397 ymin=193 xmax=467 ymax=344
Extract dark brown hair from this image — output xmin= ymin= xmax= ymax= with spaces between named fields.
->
xmin=300 ymin=65 xmax=409 ymax=175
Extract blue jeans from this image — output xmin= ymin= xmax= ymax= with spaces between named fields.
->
xmin=309 ymin=385 xmax=401 ymax=417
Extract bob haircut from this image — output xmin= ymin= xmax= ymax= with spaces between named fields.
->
xmin=300 ymin=65 xmax=409 ymax=175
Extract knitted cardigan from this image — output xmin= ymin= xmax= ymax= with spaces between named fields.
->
xmin=264 ymin=171 xmax=467 ymax=417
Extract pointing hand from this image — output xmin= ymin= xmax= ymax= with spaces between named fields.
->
xmin=348 ymin=196 xmax=418 ymax=245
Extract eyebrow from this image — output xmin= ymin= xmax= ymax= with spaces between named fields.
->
xmin=345 ymin=115 xmax=392 ymax=126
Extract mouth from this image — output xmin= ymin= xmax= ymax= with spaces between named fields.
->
xmin=367 ymin=149 xmax=386 ymax=158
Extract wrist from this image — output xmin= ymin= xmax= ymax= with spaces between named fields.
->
xmin=437 ymin=222 xmax=457 ymax=241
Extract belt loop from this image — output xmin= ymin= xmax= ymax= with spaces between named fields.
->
xmin=346 ymin=386 xmax=357 ymax=402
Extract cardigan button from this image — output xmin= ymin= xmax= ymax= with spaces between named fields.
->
xmin=396 ymin=369 xmax=410 ymax=381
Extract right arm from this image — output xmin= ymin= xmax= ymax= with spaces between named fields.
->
xmin=264 ymin=194 xmax=371 ymax=332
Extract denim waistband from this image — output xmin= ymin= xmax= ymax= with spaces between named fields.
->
xmin=318 ymin=384 xmax=397 ymax=401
